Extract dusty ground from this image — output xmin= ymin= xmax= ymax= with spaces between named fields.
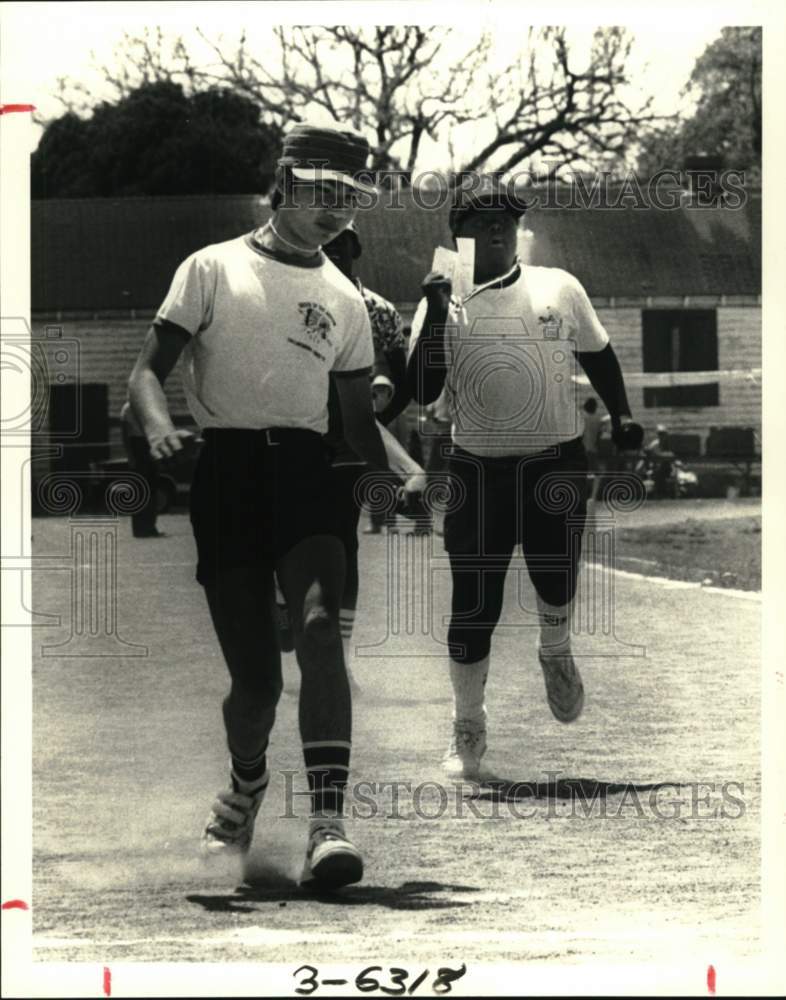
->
xmin=613 ymin=516 xmax=761 ymax=590
xmin=30 ymin=502 xmax=761 ymax=974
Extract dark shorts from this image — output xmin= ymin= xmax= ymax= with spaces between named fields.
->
xmin=443 ymin=437 xmax=589 ymax=610
xmin=190 ymin=428 xmax=338 ymax=586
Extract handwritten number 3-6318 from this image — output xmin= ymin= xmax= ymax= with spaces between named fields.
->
xmin=293 ymin=963 xmax=468 ymax=995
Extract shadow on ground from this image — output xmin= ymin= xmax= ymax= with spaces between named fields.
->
xmin=186 ymin=879 xmax=481 ymax=913
xmin=466 ymin=777 xmax=683 ymax=801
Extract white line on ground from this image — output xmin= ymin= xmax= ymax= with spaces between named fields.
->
xmin=585 ymin=562 xmax=761 ymax=601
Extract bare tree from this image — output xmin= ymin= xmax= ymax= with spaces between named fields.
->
xmin=180 ymin=26 xmax=491 ymax=176
xmin=458 ymin=27 xmax=658 ymax=180
xmin=52 ymin=25 xmax=658 ymax=181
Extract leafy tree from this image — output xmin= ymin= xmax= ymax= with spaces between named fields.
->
xmin=636 ymin=27 xmax=761 ymax=180
xmin=32 ymin=80 xmax=281 ymax=197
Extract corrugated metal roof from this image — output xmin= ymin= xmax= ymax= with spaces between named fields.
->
xmin=31 ymin=190 xmax=761 ymax=311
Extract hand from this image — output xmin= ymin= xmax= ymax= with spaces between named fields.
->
xmin=403 ymin=470 xmax=427 ymax=495
xmin=148 ymin=428 xmax=197 ymax=462
xmin=372 ymin=386 xmax=394 ymax=413
xmin=611 ymin=417 xmax=644 ymax=452
xmin=395 ymin=470 xmax=428 ymax=519
xmin=422 ymin=271 xmax=452 ymax=313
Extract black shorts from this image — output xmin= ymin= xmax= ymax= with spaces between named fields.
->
xmin=190 ymin=428 xmax=338 ymax=586
xmin=443 ymin=437 xmax=589 ymax=607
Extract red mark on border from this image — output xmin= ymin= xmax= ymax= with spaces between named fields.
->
xmin=103 ymin=966 xmax=112 ymax=997
xmin=707 ymin=964 xmax=716 ymax=994
xmin=0 ymin=104 xmax=36 ymax=115
xmin=1 ymin=899 xmax=29 ymax=910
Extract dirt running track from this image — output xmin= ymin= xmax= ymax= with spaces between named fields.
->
xmin=30 ymin=512 xmax=761 ymax=973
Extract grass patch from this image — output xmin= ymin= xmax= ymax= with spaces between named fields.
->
xmin=612 ymin=516 xmax=761 ymax=591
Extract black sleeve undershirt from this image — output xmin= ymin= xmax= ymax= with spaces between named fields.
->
xmin=574 ymin=343 xmax=632 ymax=426
xmin=405 ymin=303 xmax=450 ymax=405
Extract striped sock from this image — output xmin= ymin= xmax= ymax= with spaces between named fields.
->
xmin=303 ymin=740 xmax=351 ymax=821
xmin=230 ymin=745 xmax=269 ymax=796
xmin=339 ymin=608 xmax=355 ymax=649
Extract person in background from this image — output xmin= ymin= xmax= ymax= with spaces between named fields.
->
xmin=645 ymin=424 xmax=676 ymax=498
xmin=415 ymin=390 xmax=453 ymax=536
xmin=304 ymin=223 xmax=423 ymax=674
xmin=581 ymin=397 xmax=609 ymax=503
xmin=120 ymin=399 xmax=163 ymax=538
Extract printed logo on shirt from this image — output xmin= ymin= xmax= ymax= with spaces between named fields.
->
xmin=538 ymin=308 xmax=563 ymax=340
xmin=299 ymin=302 xmax=336 ymax=347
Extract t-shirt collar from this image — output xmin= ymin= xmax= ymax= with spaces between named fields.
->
xmin=245 ymin=230 xmax=325 ymax=269
xmin=463 ymin=259 xmax=522 ymax=304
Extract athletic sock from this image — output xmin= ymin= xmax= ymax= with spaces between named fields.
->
xmin=537 ymin=597 xmax=571 ymax=655
xmin=449 ymin=655 xmax=489 ymax=727
xmin=340 ymin=608 xmax=356 ymax=670
xmin=230 ymin=745 xmax=269 ymax=796
xmin=303 ymin=740 xmax=350 ymax=824
xmin=340 ymin=609 xmax=362 ymax=690
xmin=339 ymin=608 xmax=356 ymax=647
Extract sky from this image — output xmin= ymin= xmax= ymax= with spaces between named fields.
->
xmin=1 ymin=2 xmax=728 ymax=161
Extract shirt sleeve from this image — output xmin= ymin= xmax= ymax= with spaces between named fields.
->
xmin=333 ymin=299 xmax=374 ymax=373
xmin=407 ymin=298 xmax=429 ymax=360
xmin=155 ymin=252 xmax=214 ymax=335
xmin=564 ymin=273 xmax=609 ymax=352
xmin=366 ymin=291 xmax=406 ymax=355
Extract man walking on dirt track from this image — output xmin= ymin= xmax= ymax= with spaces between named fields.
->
xmin=407 ymin=173 xmax=642 ymax=781
xmin=129 ymin=123 xmax=421 ymax=888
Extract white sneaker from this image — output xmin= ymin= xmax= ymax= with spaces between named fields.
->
xmin=200 ymin=781 xmax=268 ymax=857
xmin=538 ymin=648 xmax=585 ymax=722
xmin=442 ymin=720 xmax=488 ymax=781
xmin=301 ymin=820 xmax=364 ymax=888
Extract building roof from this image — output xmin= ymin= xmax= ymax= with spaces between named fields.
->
xmin=31 ymin=189 xmax=761 ymax=312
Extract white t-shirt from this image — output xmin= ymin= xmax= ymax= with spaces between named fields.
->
xmin=156 ymin=235 xmax=374 ymax=432
xmin=409 ymin=264 xmax=609 ymax=457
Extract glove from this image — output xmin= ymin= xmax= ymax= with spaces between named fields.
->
xmin=612 ymin=419 xmax=644 ymax=451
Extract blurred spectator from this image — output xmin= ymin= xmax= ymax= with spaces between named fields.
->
xmin=645 ymin=424 xmax=677 ymax=498
xmin=121 ymin=400 xmax=163 ymax=538
xmin=581 ymin=397 xmax=609 ymax=502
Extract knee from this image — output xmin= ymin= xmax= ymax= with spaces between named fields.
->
xmin=533 ymin=576 xmax=577 ymax=608
xmin=447 ymin=626 xmax=493 ymax=665
xmin=226 ymin=671 xmax=282 ymax=710
xmin=300 ymin=606 xmax=341 ymax=649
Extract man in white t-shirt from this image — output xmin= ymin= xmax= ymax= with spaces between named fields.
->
xmin=407 ymin=173 xmax=642 ymax=780
xmin=129 ymin=124 xmax=418 ymax=887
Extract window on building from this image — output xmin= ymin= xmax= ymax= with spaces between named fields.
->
xmin=641 ymin=309 xmax=719 ymax=407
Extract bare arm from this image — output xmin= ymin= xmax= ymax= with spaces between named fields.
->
xmin=334 ymin=371 xmax=389 ymax=472
xmin=378 ymin=422 xmax=424 ymax=484
xmin=128 ymin=320 xmax=193 ymax=460
xmin=376 ymin=345 xmax=410 ymax=425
